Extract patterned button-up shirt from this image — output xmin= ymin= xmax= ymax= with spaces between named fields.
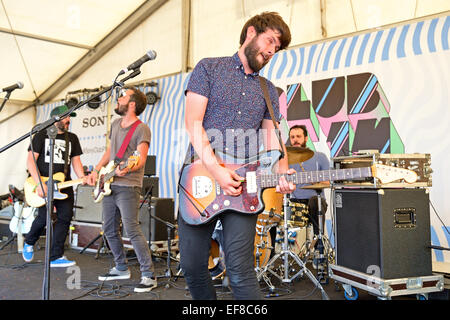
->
xmin=186 ymin=52 xmax=281 ymax=159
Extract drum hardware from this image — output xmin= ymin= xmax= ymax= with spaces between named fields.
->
xmin=256 ymin=193 xmax=330 ymax=300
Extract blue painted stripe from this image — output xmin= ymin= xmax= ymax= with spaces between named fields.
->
xmin=345 ymin=36 xmax=359 ymax=67
xmin=431 ymin=226 xmax=444 ymax=262
xmin=369 ymin=30 xmax=384 ymax=63
xmin=442 ymin=226 xmax=450 ymax=251
xmin=287 ymin=49 xmax=298 ymax=78
xmin=331 ymin=122 xmax=349 ymax=156
xmin=382 ymin=27 xmax=396 ymax=61
xmin=380 ymin=139 xmax=390 ymax=153
xmin=326 ymin=219 xmax=334 ymax=248
xmin=351 ymin=75 xmax=377 ymax=114
xmin=357 ymin=33 xmax=371 ymax=65
xmin=397 ymin=24 xmax=410 ymax=58
xmin=333 ymin=38 xmax=347 ymax=69
xmin=305 ymin=44 xmax=317 ymax=74
xmin=276 ymin=51 xmax=288 ymax=79
xmin=266 ymin=52 xmax=279 ymax=80
xmin=286 ymin=83 xmax=299 ymax=103
xmin=315 ymin=42 xmax=326 ymax=72
xmin=442 ymin=15 xmax=450 ymax=50
xmin=413 ymin=21 xmax=424 ymax=55
xmin=315 ymin=77 xmax=336 ymax=113
xmin=427 ymin=18 xmax=438 ymax=52
xmin=297 ymin=47 xmax=305 ymax=75
xmin=323 ymin=40 xmax=337 ymax=71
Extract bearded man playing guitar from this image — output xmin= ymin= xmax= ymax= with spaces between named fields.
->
xmin=179 ymin=12 xmax=295 ymax=300
xmin=87 ymin=86 xmax=157 ymax=293
xmin=23 ymin=105 xmax=87 ymax=267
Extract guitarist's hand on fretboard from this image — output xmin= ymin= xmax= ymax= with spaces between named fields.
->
xmin=275 ymin=168 xmax=297 ymax=194
xmin=115 ymin=163 xmax=130 ymax=177
xmin=87 ymin=171 xmax=98 ymax=186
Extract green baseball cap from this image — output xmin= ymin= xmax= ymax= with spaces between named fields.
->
xmin=50 ymin=105 xmax=77 ymax=118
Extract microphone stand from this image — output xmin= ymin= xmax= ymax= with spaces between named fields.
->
xmin=0 ymin=91 xmax=12 ymax=113
xmin=0 ymin=69 xmax=142 ymax=300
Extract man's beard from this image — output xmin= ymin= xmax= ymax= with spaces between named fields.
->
xmin=244 ymin=37 xmax=268 ymax=73
xmin=293 ymin=141 xmax=307 ymax=148
xmin=56 ymin=121 xmax=69 ymax=132
xmin=115 ymin=103 xmax=128 ymax=116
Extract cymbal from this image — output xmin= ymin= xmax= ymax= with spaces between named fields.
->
xmin=286 ymin=146 xmax=314 ymax=164
xmin=301 ymin=183 xmax=330 ymax=189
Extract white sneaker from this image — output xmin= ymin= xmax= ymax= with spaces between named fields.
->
xmin=134 ymin=276 xmax=157 ymax=293
xmin=98 ymin=267 xmax=131 ymax=281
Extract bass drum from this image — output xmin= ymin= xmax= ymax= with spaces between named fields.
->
xmin=208 ymin=239 xmax=226 ymax=280
xmin=208 ymin=230 xmax=273 ymax=279
xmin=258 ymin=188 xmax=283 ymax=228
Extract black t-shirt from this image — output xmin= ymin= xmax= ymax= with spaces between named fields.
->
xmin=28 ymin=130 xmax=83 ymax=181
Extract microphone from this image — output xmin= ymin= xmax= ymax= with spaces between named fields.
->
xmin=0 ymin=81 xmax=24 ymax=93
xmin=119 ymin=50 xmax=157 ymax=75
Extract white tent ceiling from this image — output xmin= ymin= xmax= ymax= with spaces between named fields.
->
xmin=1 ymin=0 xmax=449 ymax=106
xmin=0 ymin=0 xmax=163 ymax=103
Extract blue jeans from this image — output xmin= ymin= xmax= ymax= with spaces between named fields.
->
xmin=178 ymin=211 xmax=261 ymax=300
xmin=102 ymin=185 xmax=154 ymax=277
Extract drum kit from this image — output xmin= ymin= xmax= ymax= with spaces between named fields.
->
xmin=208 ymin=147 xmax=334 ymax=299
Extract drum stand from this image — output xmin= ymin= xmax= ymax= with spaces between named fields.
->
xmin=298 ymin=192 xmax=334 ymax=284
xmin=256 ymin=193 xmax=329 ymax=300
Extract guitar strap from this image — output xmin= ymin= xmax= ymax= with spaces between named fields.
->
xmin=115 ymin=119 xmax=141 ymax=163
xmin=63 ymin=131 xmax=69 ymax=178
xmin=258 ymin=76 xmax=286 ymax=158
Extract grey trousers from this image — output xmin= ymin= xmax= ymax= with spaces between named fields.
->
xmin=102 ymin=185 xmax=154 ymax=277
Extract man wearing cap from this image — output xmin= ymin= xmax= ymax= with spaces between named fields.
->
xmin=22 ymin=105 xmax=87 ymax=267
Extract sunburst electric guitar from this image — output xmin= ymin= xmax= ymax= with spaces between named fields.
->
xmin=92 ymin=151 xmax=140 ymax=203
xmin=24 ymin=172 xmax=84 ymax=208
xmin=178 ymin=149 xmax=418 ymax=225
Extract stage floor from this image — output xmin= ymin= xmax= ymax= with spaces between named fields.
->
xmin=0 ymin=239 xmax=447 ymax=302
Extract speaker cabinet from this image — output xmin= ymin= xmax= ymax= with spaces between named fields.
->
xmin=142 ymin=176 xmax=159 ymax=198
xmin=334 ymin=188 xmax=432 ymax=279
xmin=144 ymin=155 xmax=156 ymax=176
xmin=74 ymin=185 xmax=103 ymax=223
xmin=128 ymin=198 xmax=175 ymax=242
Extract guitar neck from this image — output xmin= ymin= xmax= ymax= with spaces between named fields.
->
xmin=57 ymin=178 xmax=84 ymax=190
xmin=103 ymin=161 xmax=129 ymax=181
xmin=259 ymin=167 xmax=373 ymax=188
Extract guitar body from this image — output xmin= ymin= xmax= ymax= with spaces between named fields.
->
xmin=93 ymin=161 xmax=116 ymax=203
xmin=92 ymin=152 xmax=141 ymax=203
xmin=179 ymin=150 xmax=282 ymax=225
xmin=24 ymin=172 xmax=68 ymax=208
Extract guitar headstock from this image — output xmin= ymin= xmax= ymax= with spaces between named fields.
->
xmin=373 ymin=163 xmax=418 ymax=184
xmin=120 ymin=151 xmax=141 ymax=171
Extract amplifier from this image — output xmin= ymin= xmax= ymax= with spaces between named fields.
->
xmin=69 ymin=221 xmax=103 ymax=252
xmin=333 ymin=188 xmax=432 ymax=279
xmin=144 ymin=155 xmax=156 ymax=176
xmin=332 ymin=152 xmax=432 ymax=188
xmin=74 ymin=185 xmax=103 ymax=223
xmin=124 ymin=197 xmax=175 ymax=242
